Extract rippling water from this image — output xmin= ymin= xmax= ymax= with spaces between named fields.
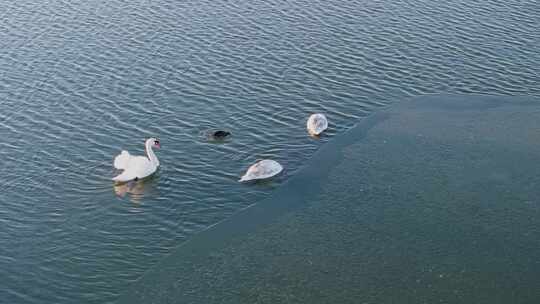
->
xmin=0 ymin=0 xmax=538 ymax=303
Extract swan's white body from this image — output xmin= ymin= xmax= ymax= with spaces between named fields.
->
xmin=112 ymin=138 xmax=160 ymax=183
xmin=307 ymin=113 xmax=328 ymax=136
xmin=239 ymin=159 xmax=283 ymax=182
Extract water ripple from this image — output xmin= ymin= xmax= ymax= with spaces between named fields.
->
xmin=0 ymin=0 xmax=538 ymax=303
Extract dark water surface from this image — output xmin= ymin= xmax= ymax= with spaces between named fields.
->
xmin=0 ymin=0 xmax=538 ymax=303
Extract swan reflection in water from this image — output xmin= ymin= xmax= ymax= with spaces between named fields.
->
xmin=113 ymin=177 xmax=158 ymax=203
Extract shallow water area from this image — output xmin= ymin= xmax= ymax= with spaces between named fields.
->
xmin=120 ymin=94 xmax=540 ymax=303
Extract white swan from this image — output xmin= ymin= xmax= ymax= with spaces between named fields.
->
xmin=112 ymin=138 xmax=161 ymax=183
xmin=239 ymin=159 xmax=283 ymax=182
xmin=307 ymin=113 xmax=328 ymax=136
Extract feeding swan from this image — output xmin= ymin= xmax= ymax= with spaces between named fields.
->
xmin=239 ymin=159 xmax=283 ymax=182
xmin=307 ymin=113 xmax=328 ymax=136
xmin=112 ymin=138 xmax=160 ymax=183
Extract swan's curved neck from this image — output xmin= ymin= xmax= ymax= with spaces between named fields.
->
xmin=145 ymin=141 xmax=159 ymax=167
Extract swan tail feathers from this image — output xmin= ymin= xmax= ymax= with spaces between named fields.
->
xmin=114 ymin=150 xmax=131 ymax=170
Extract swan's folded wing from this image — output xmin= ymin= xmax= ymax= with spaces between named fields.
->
xmin=315 ymin=118 xmax=327 ymax=132
xmin=114 ymin=150 xmax=131 ymax=170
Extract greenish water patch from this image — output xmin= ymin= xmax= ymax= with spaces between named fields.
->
xmin=120 ymin=94 xmax=540 ymax=303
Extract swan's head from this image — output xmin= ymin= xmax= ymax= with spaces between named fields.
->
xmin=147 ymin=137 xmax=161 ymax=149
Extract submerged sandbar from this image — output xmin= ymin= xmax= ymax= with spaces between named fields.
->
xmin=120 ymin=94 xmax=540 ymax=303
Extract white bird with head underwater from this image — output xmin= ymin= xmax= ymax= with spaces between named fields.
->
xmin=307 ymin=113 xmax=328 ymax=136
xmin=239 ymin=159 xmax=283 ymax=182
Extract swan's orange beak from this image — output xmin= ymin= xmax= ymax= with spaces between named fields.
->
xmin=155 ymin=142 xmax=161 ymax=149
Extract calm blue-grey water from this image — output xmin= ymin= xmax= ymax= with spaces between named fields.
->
xmin=0 ymin=0 xmax=538 ymax=303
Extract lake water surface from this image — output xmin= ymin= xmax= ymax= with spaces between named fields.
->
xmin=120 ymin=94 xmax=540 ymax=304
xmin=0 ymin=0 xmax=538 ymax=303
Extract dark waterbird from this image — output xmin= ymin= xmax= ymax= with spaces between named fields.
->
xmin=210 ymin=130 xmax=231 ymax=140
